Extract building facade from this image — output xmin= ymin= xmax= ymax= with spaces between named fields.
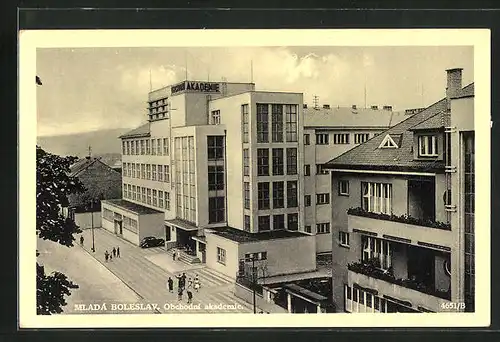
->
xmin=325 ymin=68 xmax=474 ymax=313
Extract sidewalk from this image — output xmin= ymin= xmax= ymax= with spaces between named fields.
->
xmin=78 ymin=228 xmax=255 ymax=313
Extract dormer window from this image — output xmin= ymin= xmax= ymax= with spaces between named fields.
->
xmin=378 ymin=134 xmax=399 ymax=149
xmin=418 ymin=135 xmax=438 ymax=157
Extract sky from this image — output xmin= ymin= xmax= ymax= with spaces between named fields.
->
xmin=36 ymin=46 xmax=473 ymax=137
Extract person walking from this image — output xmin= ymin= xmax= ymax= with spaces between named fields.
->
xmin=104 ymin=250 xmax=109 ymax=262
xmin=178 ymin=287 xmax=183 ymax=301
xmin=116 ymin=246 xmax=120 ymax=258
xmin=167 ymin=277 xmax=174 ymax=293
xmin=112 ymin=247 xmax=116 ymax=258
xmin=193 ymin=275 xmax=200 ymax=292
xmin=176 ymin=273 xmax=182 ymax=289
xmin=187 ymin=277 xmax=193 ymax=289
xmin=109 ymin=252 xmax=113 ymax=261
xmin=172 ymin=249 xmax=177 ymax=261
xmin=187 ymin=289 xmax=193 ymax=304
xmin=80 ymin=235 xmax=84 ymax=246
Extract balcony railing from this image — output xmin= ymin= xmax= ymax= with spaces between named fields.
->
xmin=347 ymin=207 xmax=451 ymax=231
xmin=347 ymin=259 xmax=451 ymax=300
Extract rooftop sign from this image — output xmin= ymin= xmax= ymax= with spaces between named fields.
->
xmin=171 ymin=81 xmax=221 ymax=95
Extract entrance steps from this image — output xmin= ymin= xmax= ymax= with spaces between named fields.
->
xmin=166 ymin=248 xmax=201 ymax=264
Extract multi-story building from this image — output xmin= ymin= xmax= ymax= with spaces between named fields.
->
xmin=102 ymin=79 xmax=318 ymax=280
xmin=324 ymin=68 xmax=474 ymax=313
xmin=303 ymin=104 xmax=408 ymax=253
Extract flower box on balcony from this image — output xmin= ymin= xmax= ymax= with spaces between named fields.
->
xmin=347 ymin=207 xmax=451 ymax=231
xmin=347 ymin=261 xmax=451 ymax=300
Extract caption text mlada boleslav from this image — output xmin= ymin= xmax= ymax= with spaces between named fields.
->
xmin=73 ymin=302 xmax=245 ymax=312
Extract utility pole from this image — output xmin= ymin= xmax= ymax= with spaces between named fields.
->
xmin=91 ymin=199 xmax=95 ymax=252
xmin=252 ymin=257 xmax=256 ymax=313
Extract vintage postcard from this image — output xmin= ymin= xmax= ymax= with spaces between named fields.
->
xmin=19 ymin=29 xmax=490 ymax=328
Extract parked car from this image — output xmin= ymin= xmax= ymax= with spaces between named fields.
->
xmin=139 ymin=236 xmax=165 ymax=248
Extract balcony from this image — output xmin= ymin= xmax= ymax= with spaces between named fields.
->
xmin=347 ymin=208 xmax=452 ymax=249
xmin=348 ymin=260 xmax=451 ymax=312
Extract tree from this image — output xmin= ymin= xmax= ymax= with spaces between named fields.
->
xmin=36 ymin=146 xmax=86 ymax=314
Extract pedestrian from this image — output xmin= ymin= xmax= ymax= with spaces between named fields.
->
xmin=112 ymin=247 xmax=116 ymax=258
xmin=109 ymin=253 xmax=113 ymax=261
xmin=172 ymin=249 xmax=177 ymax=261
xmin=181 ymin=273 xmax=187 ymax=290
xmin=116 ymin=246 xmax=120 ymax=258
xmin=178 ymin=287 xmax=183 ymax=301
xmin=168 ymin=277 xmax=174 ymax=293
xmin=187 ymin=277 xmax=193 ymax=289
xmin=193 ymin=278 xmax=200 ymax=292
xmin=176 ymin=273 xmax=182 ymax=289
xmin=187 ymin=289 xmax=193 ymax=304
xmin=104 ymin=250 xmax=109 ymax=262
xmin=80 ymin=235 xmax=84 ymax=246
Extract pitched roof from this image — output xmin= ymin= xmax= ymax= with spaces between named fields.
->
xmin=119 ymin=122 xmax=151 ymax=139
xmin=303 ymin=107 xmax=408 ymax=129
xmin=409 ymin=111 xmax=449 ymax=131
xmin=69 ymin=157 xmax=97 ymax=177
xmin=452 ymin=83 xmax=474 ymax=99
xmin=324 ymin=83 xmax=474 ymax=173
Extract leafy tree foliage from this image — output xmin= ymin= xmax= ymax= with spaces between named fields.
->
xmin=36 ymin=146 xmax=86 ymax=314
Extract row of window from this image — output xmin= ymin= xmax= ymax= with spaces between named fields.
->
xmin=251 ymin=181 xmax=298 ymax=210
xmin=256 ymin=213 xmax=299 ymax=232
xmin=254 ymin=104 xmax=299 ymax=143
xmin=208 ymin=196 xmax=225 ymax=224
xmin=303 ymin=222 xmax=330 ymax=234
xmin=122 ymin=137 xmax=170 ymax=156
xmin=123 ymin=183 xmax=171 ymax=211
xmin=311 ymin=133 xmax=371 ymax=146
xmin=102 ymin=208 xmax=138 ymax=234
xmin=255 ymin=148 xmax=298 ymax=176
xmin=174 ymin=136 xmax=197 ymax=224
xmin=122 ymin=163 xmax=171 ymax=182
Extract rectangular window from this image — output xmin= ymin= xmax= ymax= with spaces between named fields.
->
xmin=304 ymin=225 xmax=312 ymax=233
xmin=272 ymin=148 xmax=284 ymax=176
xmin=244 ymin=182 xmax=250 ymax=209
xmin=257 ymin=148 xmax=269 ymax=176
xmin=135 ymin=141 xmax=139 ymax=155
xmin=242 ymin=104 xmax=249 ymax=143
xmin=316 ymin=193 xmax=330 ymax=205
xmin=146 ymin=139 xmax=150 ymax=154
xmin=243 ymin=149 xmax=250 ymax=176
xmin=287 ymin=213 xmax=298 ymax=231
xmin=152 ymin=139 xmax=157 ymax=155
xmin=208 ymin=136 xmax=224 ymax=160
xmin=273 ymin=214 xmax=285 ymax=230
xmin=132 ymin=164 xmax=136 ymax=178
xmin=158 ymin=190 xmax=164 ymax=208
xmin=157 ymin=138 xmax=162 ymax=156
xmin=258 ymin=182 xmax=270 ymax=210
xmin=286 ymin=148 xmax=297 ymax=175
xmin=164 ymin=165 xmax=170 ymax=183
xmin=316 ymin=133 xmax=329 ymax=145
xmin=217 ymin=247 xmax=226 ymax=265
xmin=152 ymin=189 xmax=158 ymax=207
xmin=126 ymin=141 xmax=130 ymax=155
xmin=244 ymin=215 xmax=251 ymax=232
xmin=131 ymin=185 xmax=137 ymax=200
xmin=147 ymin=188 xmax=152 ymax=205
xmin=122 ymin=163 xmax=126 ymax=177
xmin=257 ymin=104 xmax=269 ymax=143
xmin=304 ymin=195 xmax=311 ymax=207
xmin=208 ymin=165 xmax=224 ymax=191
xmin=141 ymin=164 xmax=146 ymax=179
xmin=123 ymin=183 xmax=128 ymax=198
xmin=141 ymin=187 xmax=146 ymax=203
xmin=208 ymin=196 xmax=225 ymax=223
xmin=287 ymin=181 xmax=298 ymax=208
xmin=146 ymin=164 xmax=151 ymax=180
xmin=361 ymin=182 xmax=392 ymax=214
xmin=163 ymin=138 xmax=169 ymax=156
xmin=316 ymin=222 xmax=331 ymax=234
xmin=285 ymin=104 xmax=298 ymax=142
xmin=122 ymin=141 xmax=126 ymax=155
xmin=271 ymin=104 xmax=283 ymax=142
xmin=316 ymin=164 xmax=329 ymax=175
xmin=131 ymin=140 xmax=135 ymax=155
xmin=354 ymin=133 xmax=370 ymax=144
xmin=418 ymin=135 xmax=438 ymax=156
xmin=339 ymin=180 xmax=349 ymax=196
xmin=362 ymin=236 xmax=392 ymax=270
xmin=141 ymin=140 xmax=145 ymax=155
xmin=304 ymin=134 xmax=310 ymax=145
xmin=211 ymin=110 xmax=221 ymax=125
xmin=152 ymin=165 xmax=157 ymax=181
xmin=258 ymin=216 xmax=271 ymax=232
xmin=333 ymin=133 xmax=350 ymax=144
xmin=339 ymin=231 xmax=350 ymax=247
xmin=272 ymin=181 xmax=284 ymax=209
xmin=158 ymin=165 xmax=163 ymax=182
xmin=304 ymin=164 xmax=310 ymax=176
xmin=165 ymin=192 xmax=170 ymax=210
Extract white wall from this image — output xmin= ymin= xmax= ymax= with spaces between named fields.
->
xmin=75 ymin=211 xmax=102 ymax=229
xmin=205 ymin=232 xmax=240 ymax=279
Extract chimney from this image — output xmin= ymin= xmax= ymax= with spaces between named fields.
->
xmin=323 ymin=104 xmax=330 ymax=109
xmin=446 ymin=68 xmax=463 ymax=109
xmin=371 ymin=105 xmax=378 ymax=110
xmin=303 ymin=104 xmax=308 ymax=109
xmin=383 ymin=105 xmax=392 ymax=111
xmin=352 ymin=104 xmax=357 ymax=110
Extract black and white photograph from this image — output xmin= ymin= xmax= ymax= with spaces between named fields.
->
xmin=19 ymin=29 xmax=490 ymax=328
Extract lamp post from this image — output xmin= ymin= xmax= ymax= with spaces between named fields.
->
xmin=89 ymin=199 xmax=95 ymax=252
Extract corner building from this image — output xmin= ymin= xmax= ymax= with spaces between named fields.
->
xmin=324 ymin=68 xmax=475 ymax=313
xmin=104 ymin=80 xmax=317 ymax=280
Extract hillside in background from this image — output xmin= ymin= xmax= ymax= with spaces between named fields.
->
xmin=37 ymin=128 xmax=130 ymax=158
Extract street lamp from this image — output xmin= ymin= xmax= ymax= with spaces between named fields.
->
xmin=87 ymin=199 xmax=96 ymax=252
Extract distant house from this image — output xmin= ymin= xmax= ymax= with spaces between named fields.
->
xmin=65 ymin=156 xmax=122 ymax=230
